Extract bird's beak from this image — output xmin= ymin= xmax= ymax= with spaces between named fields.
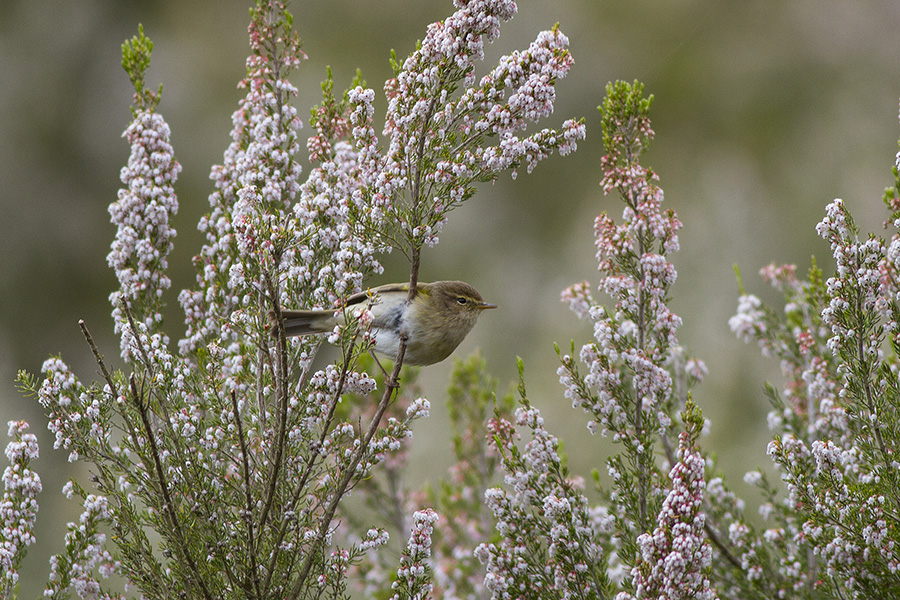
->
xmin=477 ymin=302 xmax=498 ymax=310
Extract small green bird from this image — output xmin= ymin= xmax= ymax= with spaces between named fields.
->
xmin=278 ymin=280 xmax=496 ymax=366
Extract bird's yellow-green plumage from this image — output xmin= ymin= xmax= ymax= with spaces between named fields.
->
xmin=278 ymin=280 xmax=495 ymax=366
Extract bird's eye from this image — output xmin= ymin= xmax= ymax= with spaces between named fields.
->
xmin=456 ymin=297 xmax=468 ymax=305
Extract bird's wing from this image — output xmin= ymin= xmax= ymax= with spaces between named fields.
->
xmin=342 ymin=282 xmax=421 ymax=307
xmin=343 ymin=282 xmax=434 ymax=331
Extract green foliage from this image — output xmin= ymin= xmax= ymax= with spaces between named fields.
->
xmin=121 ymin=24 xmax=161 ymax=114
xmin=598 ymin=79 xmax=654 ymax=164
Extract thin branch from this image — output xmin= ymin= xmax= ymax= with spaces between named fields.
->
xmin=287 ymin=340 xmax=407 ymax=600
xmin=258 ymin=273 xmax=290 ymax=532
xmin=131 ymin=375 xmax=214 ymax=600
xmin=262 ymin=336 xmax=351 ymax=595
xmin=79 ymin=319 xmax=119 ymax=399
xmin=257 ymin=288 xmax=270 ymax=427
xmin=624 ymin=173 xmax=649 ymax=529
xmin=231 ymin=390 xmax=261 ymax=600
xmin=79 ymin=318 xmax=143 ymax=453
xmin=120 ymin=301 xmax=176 ymax=433
xmin=120 ymin=300 xmax=153 ymax=372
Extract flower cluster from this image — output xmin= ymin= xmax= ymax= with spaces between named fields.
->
xmin=37 ymin=357 xmax=101 ymax=463
xmin=288 ymin=73 xmax=385 ymax=310
xmin=728 ymin=111 xmax=900 ymax=598
xmin=351 ymin=0 xmax=584 ymax=257
xmin=107 ymin=103 xmax=180 ymax=360
xmin=558 ymin=82 xmax=690 ymax=449
xmin=421 ymin=353 xmax=511 ymax=599
xmin=475 ymin=374 xmax=609 ymax=600
xmin=617 ymin=426 xmax=717 ymax=600
xmin=555 ymin=84 xmax=705 ymax=589
xmin=178 ymin=0 xmax=310 ymax=359
xmin=1 ymin=421 xmax=41 ymax=598
xmin=392 ymin=509 xmax=440 ymax=600
xmin=44 ymin=492 xmax=121 ymax=600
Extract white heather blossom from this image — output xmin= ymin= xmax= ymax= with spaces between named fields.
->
xmin=729 ymin=294 xmax=765 ymax=344
xmin=1 ymin=421 xmax=42 ymax=598
xmin=363 ymin=0 xmax=582 ymax=254
xmin=108 ymin=109 xmax=180 ymax=360
xmin=392 ymin=509 xmax=439 ymax=600
xmin=478 ymin=404 xmax=605 ymax=599
xmin=44 ymin=494 xmax=121 ymax=599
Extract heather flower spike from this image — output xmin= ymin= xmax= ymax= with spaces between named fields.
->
xmin=557 ymin=82 xmax=703 ymax=570
xmin=392 ymin=509 xmax=440 ymax=600
xmin=351 ymin=2 xmax=585 ymax=260
xmin=109 ymin=26 xmax=180 ymax=361
xmin=617 ymin=401 xmax=718 ymax=600
xmin=476 ymin=358 xmax=612 ymax=600
xmin=1 ymin=421 xmax=41 ymax=598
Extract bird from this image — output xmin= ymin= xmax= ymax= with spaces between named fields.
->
xmin=275 ymin=280 xmax=496 ymax=366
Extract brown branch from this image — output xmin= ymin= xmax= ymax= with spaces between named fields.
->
xmin=258 ymin=274 xmax=290 ymax=532
xmin=287 ymin=340 xmax=406 ymax=600
xmin=79 ymin=318 xmax=144 ymax=450
xmin=131 ymin=376 xmax=214 ymax=600
xmin=231 ymin=390 xmax=261 ymax=599
xmin=632 ymin=197 xmax=648 ymax=529
xmin=256 ymin=336 xmax=268 ymax=429
xmin=79 ymin=319 xmax=119 ymax=399
xmin=120 ymin=301 xmax=153 ymax=371
xmin=262 ymin=335 xmax=353 ymax=594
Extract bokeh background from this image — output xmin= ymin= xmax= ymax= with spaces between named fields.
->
xmin=3 ymin=0 xmax=900 ymax=594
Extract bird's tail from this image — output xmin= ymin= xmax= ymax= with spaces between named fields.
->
xmin=274 ymin=309 xmax=339 ymax=337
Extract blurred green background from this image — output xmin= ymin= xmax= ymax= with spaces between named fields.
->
xmin=3 ymin=0 xmax=900 ymax=594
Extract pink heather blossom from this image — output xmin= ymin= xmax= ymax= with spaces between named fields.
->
xmin=617 ymin=434 xmax=718 ymax=600
xmin=477 ymin=403 xmax=606 ymax=599
xmin=560 ymin=82 xmax=689 ymax=449
xmin=178 ymin=1 xmax=312 ymax=357
xmin=561 ymin=280 xmax=594 ymax=319
xmin=759 ymin=263 xmax=798 ymax=292
xmin=363 ymin=1 xmax=582 ymax=254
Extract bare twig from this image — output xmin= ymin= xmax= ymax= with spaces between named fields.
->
xmin=120 ymin=301 xmax=153 ymax=371
xmin=262 ymin=335 xmax=352 ymax=595
xmin=79 ymin=319 xmax=119 ymax=399
xmin=79 ymin=318 xmax=142 ymax=448
xmin=231 ymin=390 xmax=261 ymax=599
